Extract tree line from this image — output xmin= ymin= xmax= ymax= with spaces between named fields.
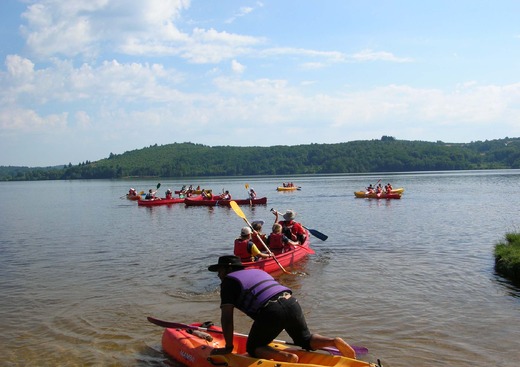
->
xmin=2 ymin=136 xmax=520 ymax=181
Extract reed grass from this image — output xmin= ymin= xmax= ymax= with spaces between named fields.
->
xmin=494 ymin=232 xmax=520 ymax=284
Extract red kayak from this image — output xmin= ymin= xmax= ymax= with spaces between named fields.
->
xmin=184 ymin=195 xmax=267 ymax=207
xmin=137 ymin=197 xmax=185 ymax=206
xmin=242 ymin=229 xmax=313 ymax=274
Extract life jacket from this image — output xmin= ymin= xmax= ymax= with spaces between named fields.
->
xmin=226 ymin=269 xmax=291 ymax=317
xmin=279 ymin=220 xmax=306 ymax=243
xmin=267 ymin=233 xmax=284 ymax=250
xmin=234 ymin=238 xmax=253 ymax=261
xmin=251 ymin=232 xmax=266 ymax=249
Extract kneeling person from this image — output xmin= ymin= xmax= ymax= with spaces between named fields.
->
xmin=208 ymin=255 xmax=356 ymax=362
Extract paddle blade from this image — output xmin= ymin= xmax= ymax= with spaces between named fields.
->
xmin=156 ymin=183 xmax=161 ymax=189
xmin=230 ymin=201 xmax=246 ymax=220
xmin=303 ymin=226 xmax=328 ymax=241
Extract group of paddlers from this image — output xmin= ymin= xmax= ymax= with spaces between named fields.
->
xmin=366 ymin=182 xmax=393 ymax=194
xmin=233 ymin=209 xmax=307 ymax=263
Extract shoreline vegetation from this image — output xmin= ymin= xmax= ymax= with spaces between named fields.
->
xmin=494 ymin=232 xmax=520 ymax=285
xmin=1 ymin=136 xmax=520 ymax=181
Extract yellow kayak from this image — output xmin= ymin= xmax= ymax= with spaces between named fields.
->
xmin=276 ymin=186 xmax=301 ymax=191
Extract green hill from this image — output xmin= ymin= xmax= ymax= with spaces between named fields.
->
xmin=2 ymin=136 xmax=520 ymax=181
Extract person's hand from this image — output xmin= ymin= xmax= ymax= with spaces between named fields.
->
xmin=210 ymin=345 xmax=234 ymax=355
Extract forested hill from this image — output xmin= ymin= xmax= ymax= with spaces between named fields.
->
xmin=2 ymin=136 xmax=520 ymax=181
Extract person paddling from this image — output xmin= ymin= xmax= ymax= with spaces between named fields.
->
xmin=208 ymin=255 xmax=357 ymax=362
xmin=233 ymin=227 xmax=270 ymax=262
xmin=273 ymin=209 xmax=307 ymax=244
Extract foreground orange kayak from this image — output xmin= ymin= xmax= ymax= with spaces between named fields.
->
xmin=148 ymin=318 xmax=376 ymax=367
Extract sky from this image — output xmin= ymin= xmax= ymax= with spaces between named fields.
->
xmin=1 ymin=1 xmax=519 ymax=167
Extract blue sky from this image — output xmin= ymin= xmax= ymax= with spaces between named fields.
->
xmin=1 ymin=0 xmax=519 ymax=167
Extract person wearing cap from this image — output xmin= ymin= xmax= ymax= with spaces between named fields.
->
xmin=273 ymin=209 xmax=307 ymax=244
xmin=234 ymin=226 xmax=270 ymax=262
xmin=208 ymin=255 xmax=356 ymax=362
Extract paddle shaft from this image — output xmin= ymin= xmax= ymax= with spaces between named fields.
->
xmin=229 ymin=201 xmax=292 ymax=275
xmin=147 ymin=317 xmax=368 ymax=356
xmin=245 ymin=183 xmax=252 ymax=205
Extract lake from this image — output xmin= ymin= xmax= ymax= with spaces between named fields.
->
xmin=1 ymin=170 xmax=519 ymax=366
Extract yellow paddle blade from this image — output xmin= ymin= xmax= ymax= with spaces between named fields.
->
xmin=230 ymin=201 xmax=246 ymax=220
xmin=245 ymin=183 xmax=249 ymax=189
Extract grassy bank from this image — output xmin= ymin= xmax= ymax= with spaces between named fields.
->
xmin=494 ymin=232 xmax=520 ymax=284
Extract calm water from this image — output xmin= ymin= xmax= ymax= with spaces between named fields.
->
xmin=1 ymin=171 xmax=519 ymax=367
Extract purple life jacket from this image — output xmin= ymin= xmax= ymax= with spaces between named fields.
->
xmin=226 ymin=269 xmax=291 ymax=316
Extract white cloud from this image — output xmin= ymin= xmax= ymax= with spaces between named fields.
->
xmin=231 ymin=59 xmax=245 ymax=74
xmin=0 ymin=107 xmax=67 ymax=132
xmin=20 ymin=0 xmax=191 ymax=58
xmin=351 ymin=49 xmax=413 ymax=63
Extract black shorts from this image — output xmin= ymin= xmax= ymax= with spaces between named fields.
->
xmin=246 ymin=294 xmax=312 ymax=356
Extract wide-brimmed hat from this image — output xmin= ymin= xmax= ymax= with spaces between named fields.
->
xmin=283 ymin=210 xmax=296 ymax=221
xmin=241 ymin=227 xmax=252 ymax=236
xmin=208 ymin=255 xmax=245 ymax=272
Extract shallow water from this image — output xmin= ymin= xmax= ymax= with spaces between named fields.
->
xmin=1 ymin=171 xmax=519 ymax=366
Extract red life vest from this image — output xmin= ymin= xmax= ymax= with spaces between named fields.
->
xmin=268 ymin=233 xmax=284 ymax=250
xmin=234 ymin=238 xmax=253 ymax=261
xmin=252 ymin=232 xmax=266 ymax=249
xmin=279 ymin=220 xmax=304 ymax=242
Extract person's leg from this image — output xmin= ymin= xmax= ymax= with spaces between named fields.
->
xmin=247 ymin=303 xmax=298 ymax=362
xmin=309 ymin=334 xmax=356 ymax=359
xmin=282 ymin=297 xmax=356 ymax=359
xmin=253 ymin=345 xmax=298 ymax=362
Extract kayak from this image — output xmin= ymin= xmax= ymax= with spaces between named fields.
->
xmin=137 ymin=197 xmax=185 ymax=206
xmin=185 ymin=195 xmax=267 ymax=206
xmin=276 ymin=186 xmax=301 ymax=191
xmin=242 ymin=229 xmax=314 ymax=274
xmin=354 ymin=191 xmax=401 ymax=199
xmin=389 ymin=187 xmax=404 ymax=194
xmin=154 ymin=320 xmax=376 ymax=367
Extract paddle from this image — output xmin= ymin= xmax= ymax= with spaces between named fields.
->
xmin=229 ymin=201 xmax=294 ymax=275
xmin=245 ymin=183 xmax=252 ymax=206
xmin=272 ymin=209 xmax=328 ymax=241
xmin=147 ymin=317 xmax=368 ymax=356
